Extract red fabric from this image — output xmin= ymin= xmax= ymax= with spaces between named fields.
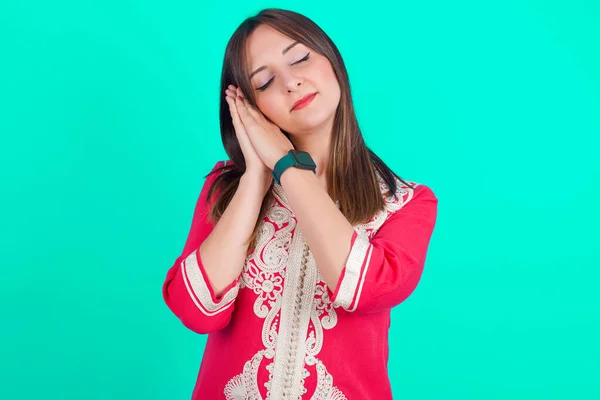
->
xmin=163 ymin=160 xmax=438 ymax=399
xmin=163 ymin=160 xmax=240 ymax=334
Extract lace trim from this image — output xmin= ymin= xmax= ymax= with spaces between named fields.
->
xmin=331 ymin=232 xmax=373 ymax=311
xmin=330 ymin=176 xmax=418 ymax=312
xmin=268 ymin=229 xmax=318 ymax=399
xmin=182 ymin=249 xmax=239 ymax=316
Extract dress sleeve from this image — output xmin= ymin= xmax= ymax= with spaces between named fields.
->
xmin=162 ymin=160 xmax=241 ymax=334
xmin=328 ymin=184 xmax=438 ymax=314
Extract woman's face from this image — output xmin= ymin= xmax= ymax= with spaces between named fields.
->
xmin=244 ymin=24 xmax=341 ymax=135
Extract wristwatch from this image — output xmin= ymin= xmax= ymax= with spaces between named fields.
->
xmin=272 ymin=149 xmax=317 ymax=185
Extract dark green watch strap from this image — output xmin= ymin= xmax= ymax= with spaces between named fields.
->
xmin=272 ymin=150 xmax=316 ymax=185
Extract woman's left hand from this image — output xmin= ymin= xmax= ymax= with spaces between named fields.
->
xmin=231 ymin=87 xmax=294 ymax=171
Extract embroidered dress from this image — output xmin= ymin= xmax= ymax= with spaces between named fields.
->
xmin=162 ymin=160 xmax=438 ymax=399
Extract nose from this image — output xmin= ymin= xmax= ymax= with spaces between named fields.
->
xmin=287 ymin=81 xmax=301 ymax=92
xmin=280 ymin=70 xmax=303 ymax=92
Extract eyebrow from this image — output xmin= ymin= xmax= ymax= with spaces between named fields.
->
xmin=249 ymin=41 xmax=301 ymax=79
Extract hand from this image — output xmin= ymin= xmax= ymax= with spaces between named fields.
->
xmin=224 ymin=85 xmax=270 ymax=177
xmin=229 ymin=87 xmax=295 ymax=171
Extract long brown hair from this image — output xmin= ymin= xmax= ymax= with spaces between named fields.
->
xmin=206 ymin=8 xmax=414 ymax=254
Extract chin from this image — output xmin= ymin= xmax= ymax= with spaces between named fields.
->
xmin=292 ymin=108 xmax=335 ymax=131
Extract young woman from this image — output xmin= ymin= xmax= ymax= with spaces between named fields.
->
xmin=162 ymin=8 xmax=438 ymax=400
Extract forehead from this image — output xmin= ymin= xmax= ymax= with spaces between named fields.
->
xmin=246 ymin=25 xmax=299 ymax=66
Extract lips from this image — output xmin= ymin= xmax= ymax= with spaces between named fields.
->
xmin=291 ymin=92 xmax=317 ymax=111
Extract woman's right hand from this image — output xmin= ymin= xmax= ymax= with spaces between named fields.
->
xmin=225 ymin=85 xmax=272 ymax=181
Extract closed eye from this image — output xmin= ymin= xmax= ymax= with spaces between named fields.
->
xmin=294 ymin=52 xmax=311 ymax=65
xmin=256 ymin=52 xmax=311 ymax=92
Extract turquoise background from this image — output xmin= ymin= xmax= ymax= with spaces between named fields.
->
xmin=1 ymin=1 xmax=599 ymax=399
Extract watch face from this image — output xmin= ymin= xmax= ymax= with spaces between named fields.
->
xmin=292 ymin=150 xmax=316 ymax=168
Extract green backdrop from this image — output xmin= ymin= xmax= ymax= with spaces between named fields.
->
xmin=1 ymin=1 xmax=598 ymax=399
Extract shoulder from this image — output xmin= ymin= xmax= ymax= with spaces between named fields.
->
xmin=200 ymin=160 xmax=232 ymax=197
xmin=378 ymin=175 xmax=438 ymax=214
xmin=213 ymin=159 xmax=233 ymax=169
xmin=206 ymin=159 xmax=233 ymax=178
xmin=368 ymin=177 xmax=438 ymax=237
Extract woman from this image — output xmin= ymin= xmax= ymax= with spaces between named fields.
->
xmin=162 ymin=8 xmax=438 ymax=400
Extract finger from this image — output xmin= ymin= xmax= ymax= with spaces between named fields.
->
xmin=226 ymin=89 xmax=242 ymax=101
xmin=232 ymin=87 xmax=267 ymax=122
xmin=223 ymin=86 xmax=240 ymax=102
xmin=235 ymin=95 xmax=255 ymax=126
xmin=226 ymin=95 xmax=247 ymax=133
xmin=227 ymin=96 xmax=244 ymax=127
xmin=240 ymin=97 xmax=266 ymax=123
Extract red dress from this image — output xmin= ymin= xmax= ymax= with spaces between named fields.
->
xmin=162 ymin=160 xmax=438 ymax=399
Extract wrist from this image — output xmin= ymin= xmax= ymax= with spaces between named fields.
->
xmin=278 ymin=164 xmax=312 ymax=187
xmin=270 ymin=147 xmax=294 ymax=170
xmin=272 ymin=149 xmax=316 ymax=185
xmin=241 ymin=169 xmax=272 ymax=194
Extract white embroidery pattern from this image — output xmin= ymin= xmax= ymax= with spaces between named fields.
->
xmin=182 ymin=248 xmax=239 ymax=316
xmin=225 ymin=195 xmax=298 ymax=399
xmin=224 ymin=173 xmax=416 ymax=399
xmin=331 ymin=176 xmax=418 ymax=311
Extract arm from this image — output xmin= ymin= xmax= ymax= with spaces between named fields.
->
xmin=279 ymin=168 xmax=438 ymax=314
xmin=328 ymin=184 xmax=438 ymax=313
xmin=162 ymin=160 xmax=271 ymax=333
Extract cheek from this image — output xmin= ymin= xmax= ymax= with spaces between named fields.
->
xmin=313 ymin=59 xmax=340 ymax=97
xmin=256 ymin=96 xmax=286 ymax=123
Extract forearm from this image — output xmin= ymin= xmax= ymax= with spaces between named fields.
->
xmin=200 ymin=172 xmax=271 ymax=297
xmin=279 ymin=168 xmax=355 ymax=293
